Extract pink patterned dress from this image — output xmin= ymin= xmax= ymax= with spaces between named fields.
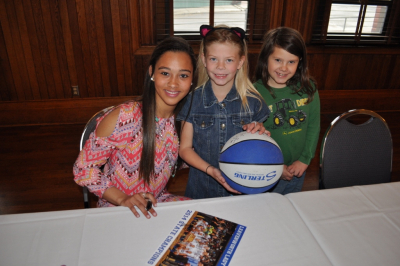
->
xmin=73 ymin=101 xmax=190 ymax=207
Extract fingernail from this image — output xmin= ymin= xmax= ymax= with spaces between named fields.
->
xmin=146 ymin=215 xmax=150 ymax=219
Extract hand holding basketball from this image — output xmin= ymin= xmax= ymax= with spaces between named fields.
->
xmin=219 ymin=131 xmax=284 ymax=194
xmin=207 ymin=166 xmax=241 ymax=194
xmin=242 ymin=121 xmax=271 ymax=136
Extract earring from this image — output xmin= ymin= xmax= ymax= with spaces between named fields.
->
xmin=151 ymin=77 xmax=154 ymax=81
xmin=191 ymin=83 xmax=193 ymax=85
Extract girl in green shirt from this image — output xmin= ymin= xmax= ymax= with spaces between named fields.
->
xmin=253 ymin=27 xmax=320 ymax=194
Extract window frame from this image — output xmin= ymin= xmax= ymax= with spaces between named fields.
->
xmin=154 ymin=0 xmax=274 ymax=44
xmin=312 ymin=0 xmax=399 ymax=46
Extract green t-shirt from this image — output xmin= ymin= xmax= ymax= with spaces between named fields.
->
xmin=254 ymin=80 xmax=321 ymax=166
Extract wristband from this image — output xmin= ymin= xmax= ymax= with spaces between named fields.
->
xmin=206 ymin=165 xmax=212 ymax=175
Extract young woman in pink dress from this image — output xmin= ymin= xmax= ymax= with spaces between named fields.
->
xmin=73 ymin=37 xmax=196 ymax=218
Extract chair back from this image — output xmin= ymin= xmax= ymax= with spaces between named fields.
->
xmin=320 ymin=109 xmax=392 ymax=189
xmin=80 ymin=106 xmax=114 ymax=208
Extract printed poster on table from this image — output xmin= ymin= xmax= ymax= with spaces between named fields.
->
xmin=147 ymin=210 xmax=246 ymax=266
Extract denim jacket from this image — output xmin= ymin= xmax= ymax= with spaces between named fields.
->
xmin=177 ymin=81 xmax=270 ymax=199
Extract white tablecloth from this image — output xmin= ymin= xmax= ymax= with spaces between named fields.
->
xmin=1 ymin=182 xmax=399 ymax=266
xmin=286 ymin=182 xmax=400 ymax=266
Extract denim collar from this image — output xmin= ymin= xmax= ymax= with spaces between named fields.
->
xmin=202 ymin=80 xmax=240 ymax=108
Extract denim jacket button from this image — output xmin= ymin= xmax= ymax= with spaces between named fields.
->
xmin=221 ymin=123 xmax=226 ymax=130
xmin=221 ymin=103 xmax=226 ymax=108
xmin=240 ymin=120 xmax=245 ymax=125
xmin=201 ymin=121 xmax=206 ymax=128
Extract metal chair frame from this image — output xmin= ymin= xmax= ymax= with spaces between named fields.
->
xmin=79 ymin=106 xmax=114 ymax=208
xmin=320 ymin=109 xmax=393 ymax=189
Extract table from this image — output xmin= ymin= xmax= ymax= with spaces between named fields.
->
xmin=286 ymin=182 xmax=400 ymax=266
xmin=1 ymin=182 xmax=399 ymax=266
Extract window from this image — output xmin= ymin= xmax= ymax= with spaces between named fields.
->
xmin=155 ymin=0 xmax=272 ymax=43
xmin=313 ymin=0 xmax=399 ymax=45
xmin=173 ymin=1 xmax=249 ymax=33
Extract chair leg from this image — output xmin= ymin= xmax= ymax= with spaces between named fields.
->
xmin=318 ymin=166 xmax=325 ymax=189
xmin=83 ymin=187 xmax=90 ymax=208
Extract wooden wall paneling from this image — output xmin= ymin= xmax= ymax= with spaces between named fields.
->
xmin=2 ymin=90 xmax=398 ymax=127
xmin=345 ymin=54 xmax=371 ymax=90
xmin=282 ymin=0 xmax=319 ymax=40
xmin=323 ymin=54 xmax=343 ymax=90
xmin=102 ymin=0 xmax=119 ymax=97
xmin=93 ymin=0 xmax=111 ymax=97
xmin=32 ymin=0 xmax=58 ymax=99
xmin=388 ymin=55 xmax=400 ymax=89
xmin=0 ymin=96 xmax=133 ymax=126
xmin=48 ymin=0 xmax=72 ymax=99
xmin=248 ymin=52 xmax=260 ymax=80
xmin=367 ymin=54 xmax=392 ymax=90
xmin=319 ymin=90 xmax=400 ymax=113
xmin=119 ymin=0 xmax=133 ymax=97
xmin=0 ymin=32 xmax=11 ymax=100
xmin=307 ymin=53 xmax=331 ymax=90
xmin=282 ymin=0 xmax=302 ymax=30
xmin=59 ymin=0 xmax=78 ymax=95
xmin=47 ymin=0 xmax=72 ymax=98
xmin=0 ymin=0 xmax=29 ymax=100
xmin=110 ymin=0 xmax=126 ymax=96
xmin=23 ymin=0 xmax=50 ymax=100
xmin=14 ymin=0 xmax=41 ymax=100
xmin=75 ymin=0 xmax=96 ymax=98
xmin=269 ymin=0 xmax=284 ymax=29
xmin=154 ymin=0 xmax=167 ymax=41
xmin=133 ymin=54 xmax=147 ymax=95
xmin=129 ymin=0 xmax=141 ymax=92
xmin=83 ymin=0 xmax=103 ymax=97
xmin=0 ymin=5 xmax=16 ymax=101
xmin=302 ymin=0 xmax=319 ymax=43
xmin=41 ymin=0 xmax=65 ymax=99
xmin=66 ymin=0 xmax=89 ymax=98
xmin=248 ymin=0 xmax=267 ymax=41
xmin=139 ymin=0 xmax=155 ymax=45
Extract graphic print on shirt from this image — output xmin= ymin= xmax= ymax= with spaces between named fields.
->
xmin=267 ymin=98 xmax=307 ymax=134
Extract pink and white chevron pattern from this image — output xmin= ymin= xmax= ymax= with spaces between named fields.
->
xmin=73 ymin=101 xmax=189 ymax=207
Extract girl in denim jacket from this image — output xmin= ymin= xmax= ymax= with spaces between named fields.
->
xmin=177 ymin=25 xmax=270 ymax=199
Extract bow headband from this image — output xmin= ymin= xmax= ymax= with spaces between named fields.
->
xmin=200 ymin=25 xmax=246 ymax=40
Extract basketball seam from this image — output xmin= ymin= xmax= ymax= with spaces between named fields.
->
xmin=221 ymin=139 xmax=278 ymax=154
xmin=220 ymin=170 xmax=272 ymax=189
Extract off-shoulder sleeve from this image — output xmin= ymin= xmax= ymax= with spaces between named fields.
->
xmin=73 ymin=104 xmax=132 ymax=198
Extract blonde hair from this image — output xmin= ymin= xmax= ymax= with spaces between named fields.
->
xmin=197 ymin=25 xmax=263 ymax=112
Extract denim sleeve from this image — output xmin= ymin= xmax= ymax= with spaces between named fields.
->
xmin=176 ymin=93 xmax=194 ymax=123
xmin=252 ymin=96 xmax=270 ymax=123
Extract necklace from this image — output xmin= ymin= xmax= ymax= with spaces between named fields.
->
xmin=155 ymin=116 xmax=178 ymax=177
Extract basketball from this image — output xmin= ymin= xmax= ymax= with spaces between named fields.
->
xmin=219 ymin=131 xmax=284 ymax=194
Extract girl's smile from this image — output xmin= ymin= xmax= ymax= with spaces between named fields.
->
xmin=202 ymin=42 xmax=245 ymax=94
xmin=150 ymin=51 xmax=193 ymax=116
xmin=267 ymin=46 xmax=299 ymax=88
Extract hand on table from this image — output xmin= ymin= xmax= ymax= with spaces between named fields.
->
xmin=119 ymin=192 xmax=157 ymax=219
